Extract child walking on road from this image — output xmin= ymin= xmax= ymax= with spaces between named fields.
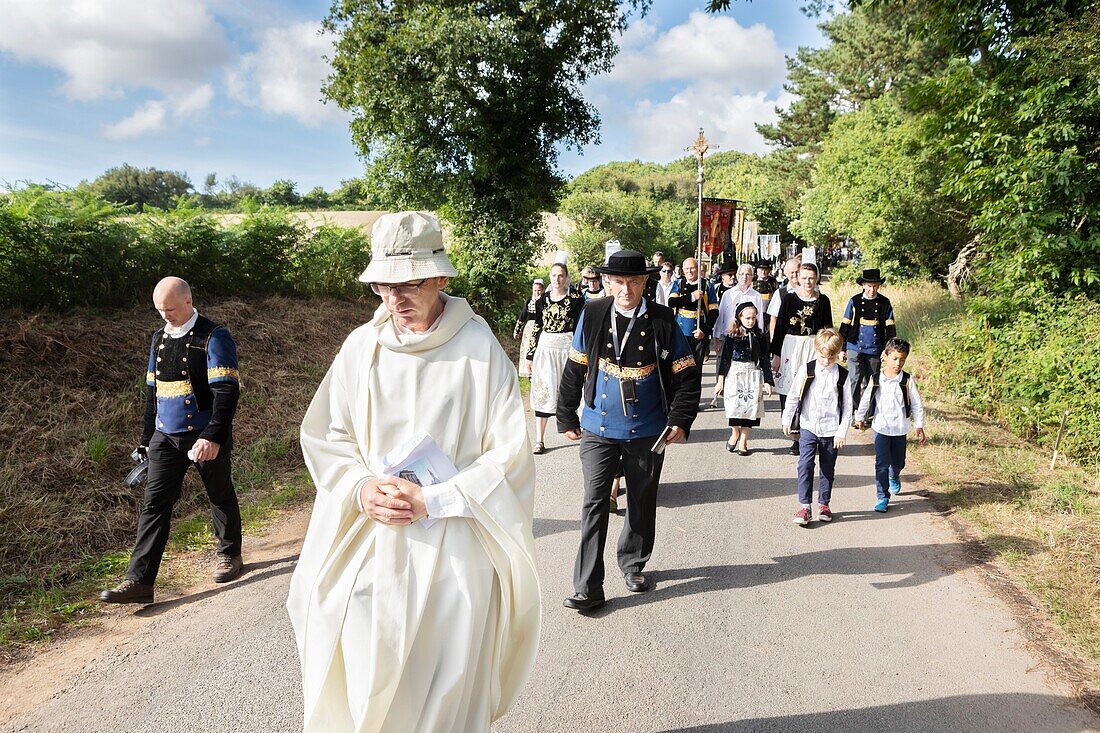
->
xmin=853 ymin=338 xmax=927 ymax=512
xmin=782 ymin=329 xmax=850 ymax=526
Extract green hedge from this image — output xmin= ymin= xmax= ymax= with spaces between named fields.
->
xmin=0 ymin=187 xmax=372 ymax=310
xmin=929 ymin=298 xmax=1100 ymax=466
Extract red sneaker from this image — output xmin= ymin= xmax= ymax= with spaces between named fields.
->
xmin=818 ymin=504 xmax=833 ymax=522
xmin=793 ymin=507 xmax=812 ymax=526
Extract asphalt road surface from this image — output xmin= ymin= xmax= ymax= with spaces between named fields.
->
xmin=5 ymin=375 xmax=1098 ymax=732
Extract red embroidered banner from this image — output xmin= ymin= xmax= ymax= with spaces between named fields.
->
xmin=701 ymin=198 xmax=739 ymax=257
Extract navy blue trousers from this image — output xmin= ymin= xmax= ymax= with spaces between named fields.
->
xmin=874 ymin=432 xmax=907 ymax=500
xmin=797 ymin=429 xmax=838 ymax=506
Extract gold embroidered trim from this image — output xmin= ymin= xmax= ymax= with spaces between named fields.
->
xmin=676 ymin=308 xmax=701 ymax=317
xmin=146 ymin=371 xmax=155 ymax=384
xmin=841 ymin=317 xmax=853 ymax=325
xmin=671 ymin=355 xmax=695 ymax=374
xmin=885 ymin=319 xmax=895 ymax=326
xmin=568 ymin=348 xmax=588 ymax=365
xmin=208 ymin=367 xmax=241 ymax=381
xmin=156 ymin=379 xmax=193 ymax=398
xmin=598 ymin=358 xmax=656 ymax=381
xmin=859 ymin=318 xmax=879 ymax=326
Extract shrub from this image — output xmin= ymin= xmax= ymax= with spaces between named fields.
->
xmin=561 ymin=225 xmax=614 ymax=270
xmin=291 ymin=225 xmax=372 ymax=299
xmin=929 ymin=298 xmax=1100 ymax=466
xmin=0 ymin=188 xmax=373 ymax=309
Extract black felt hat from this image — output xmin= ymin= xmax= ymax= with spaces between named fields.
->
xmin=716 ymin=260 xmax=740 ymax=275
xmin=595 ymin=249 xmax=662 ymax=276
xmin=856 ymin=268 xmax=886 ymax=285
xmin=752 ymin=259 xmax=774 ymax=269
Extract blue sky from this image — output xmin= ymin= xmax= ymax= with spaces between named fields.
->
xmin=0 ymin=0 xmax=825 ymax=192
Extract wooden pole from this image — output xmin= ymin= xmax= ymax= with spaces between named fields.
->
xmin=1050 ymin=410 xmax=1070 ymax=469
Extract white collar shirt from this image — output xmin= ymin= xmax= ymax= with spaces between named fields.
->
xmin=783 ymin=360 xmax=850 ymax=440
xmin=613 ymin=299 xmax=647 ymax=319
xmin=164 ymin=309 xmax=199 ymax=339
xmin=854 ymin=370 xmax=925 ymax=436
xmin=375 ymin=299 xmax=472 ymax=525
xmin=714 ymin=286 xmax=763 ymax=339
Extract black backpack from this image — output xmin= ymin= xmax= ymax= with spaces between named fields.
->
xmin=863 ymin=371 xmax=912 ymax=422
xmin=790 ymin=359 xmax=848 ymax=432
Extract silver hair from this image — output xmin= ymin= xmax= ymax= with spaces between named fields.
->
xmin=737 ymin=264 xmax=754 ymax=277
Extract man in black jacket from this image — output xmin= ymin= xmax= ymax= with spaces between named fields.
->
xmin=557 ymin=250 xmax=701 ymax=612
xmin=839 ymin=269 xmax=896 ymax=412
xmin=101 ymin=277 xmax=243 ymax=604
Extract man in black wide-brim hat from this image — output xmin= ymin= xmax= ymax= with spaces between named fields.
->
xmin=556 ymin=249 xmax=701 ymax=612
xmin=839 ymin=268 xmax=896 ymax=413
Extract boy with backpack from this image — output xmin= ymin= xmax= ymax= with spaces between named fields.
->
xmin=782 ymin=328 xmax=850 ymax=526
xmin=853 ymin=337 xmax=927 ymax=512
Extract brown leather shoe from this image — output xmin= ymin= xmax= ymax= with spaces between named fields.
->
xmin=213 ymin=554 xmax=243 ymax=583
xmin=99 ymin=579 xmax=154 ymax=604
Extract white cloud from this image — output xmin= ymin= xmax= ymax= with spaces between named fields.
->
xmin=99 ymin=83 xmax=213 ymax=140
xmin=629 ymin=84 xmax=795 ymax=160
xmin=225 ymin=21 xmax=346 ymax=126
xmin=0 ymin=0 xmax=231 ymax=101
xmin=101 ymin=100 xmax=168 ymax=140
xmin=611 ymin=12 xmax=785 ymax=94
xmin=174 ymin=84 xmax=214 ymax=118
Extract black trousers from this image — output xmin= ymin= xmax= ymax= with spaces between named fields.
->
xmin=127 ymin=430 xmax=241 ymax=585
xmin=573 ymin=430 xmax=665 ymax=594
xmin=847 ymin=349 xmax=881 ymax=414
xmin=691 ymin=335 xmax=710 ymax=369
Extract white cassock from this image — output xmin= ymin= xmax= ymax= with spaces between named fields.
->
xmin=287 ymin=295 xmax=541 ymax=733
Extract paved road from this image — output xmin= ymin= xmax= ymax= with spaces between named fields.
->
xmin=5 ymin=374 xmax=1098 ymax=732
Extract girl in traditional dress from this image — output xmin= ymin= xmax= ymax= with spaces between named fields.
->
xmin=716 ymin=302 xmax=773 ymax=455
xmin=527 ymin=263 xmax=584 ymax=454
xmin=513 ymin=278 xmax=544 ymax=377
xmin=770 ymin=262 xmax=833 ymax=455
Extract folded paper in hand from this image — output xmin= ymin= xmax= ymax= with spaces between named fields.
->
xmin=381 ymin=432 xmax=458 ymax=488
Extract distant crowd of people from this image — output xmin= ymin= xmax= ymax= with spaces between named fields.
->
xmin=516 ymin=246 xmax=928 ymax=614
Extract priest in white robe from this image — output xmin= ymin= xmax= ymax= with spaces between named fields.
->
xmin=287 ymin=211 xmax=541 ymax=733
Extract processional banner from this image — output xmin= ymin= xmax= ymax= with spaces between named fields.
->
xmin=701 ymin=198 xmax=740 ymax=258
xmin=741 ymin=220 xmax=759 ymax=260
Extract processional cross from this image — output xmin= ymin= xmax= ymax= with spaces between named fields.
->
xmin=687 ymin=129 xmax=718 ymax=333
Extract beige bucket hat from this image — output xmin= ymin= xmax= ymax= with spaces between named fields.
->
xmin=358 ymin=211 xmax=459 ymax=284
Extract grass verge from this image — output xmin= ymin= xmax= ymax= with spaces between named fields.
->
xmin=825 ymin=280 xmax=1100 ymax=699
xmin=0 ymin=296 xmax=371 ymax=665
xmin=0 ymin=469 xmax=314 ymax=665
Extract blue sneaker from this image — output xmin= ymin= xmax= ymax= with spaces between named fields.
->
xmin=874 ymin=498 xmax=889 ymax=513
xmin=889 ymin=477 xmax=902 ymax=495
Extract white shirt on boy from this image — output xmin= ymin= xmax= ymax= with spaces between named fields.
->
xmin=853 ymin=370 xmax=925 ymax=437
xmin=782 ymin=359 xmax=851 ymax=441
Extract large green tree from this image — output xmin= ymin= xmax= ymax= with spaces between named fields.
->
xmin=793 ymin=94 xmax=967 ymax=278
xmin=903 ymin=2 xmax=1100 ymax=308
xmin=87 ymin=164 xmax=193 ymax=212
xmin=754 ymin=4 xmax=950 ymax=151
xmin=322 ymin=0 xmax=642 ymax=315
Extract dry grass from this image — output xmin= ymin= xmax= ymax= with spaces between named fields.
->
xmin=824 ymin=280 xmax=1100 ymax=699
xmin=0 ymin=295 xmax=374 ymax=657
